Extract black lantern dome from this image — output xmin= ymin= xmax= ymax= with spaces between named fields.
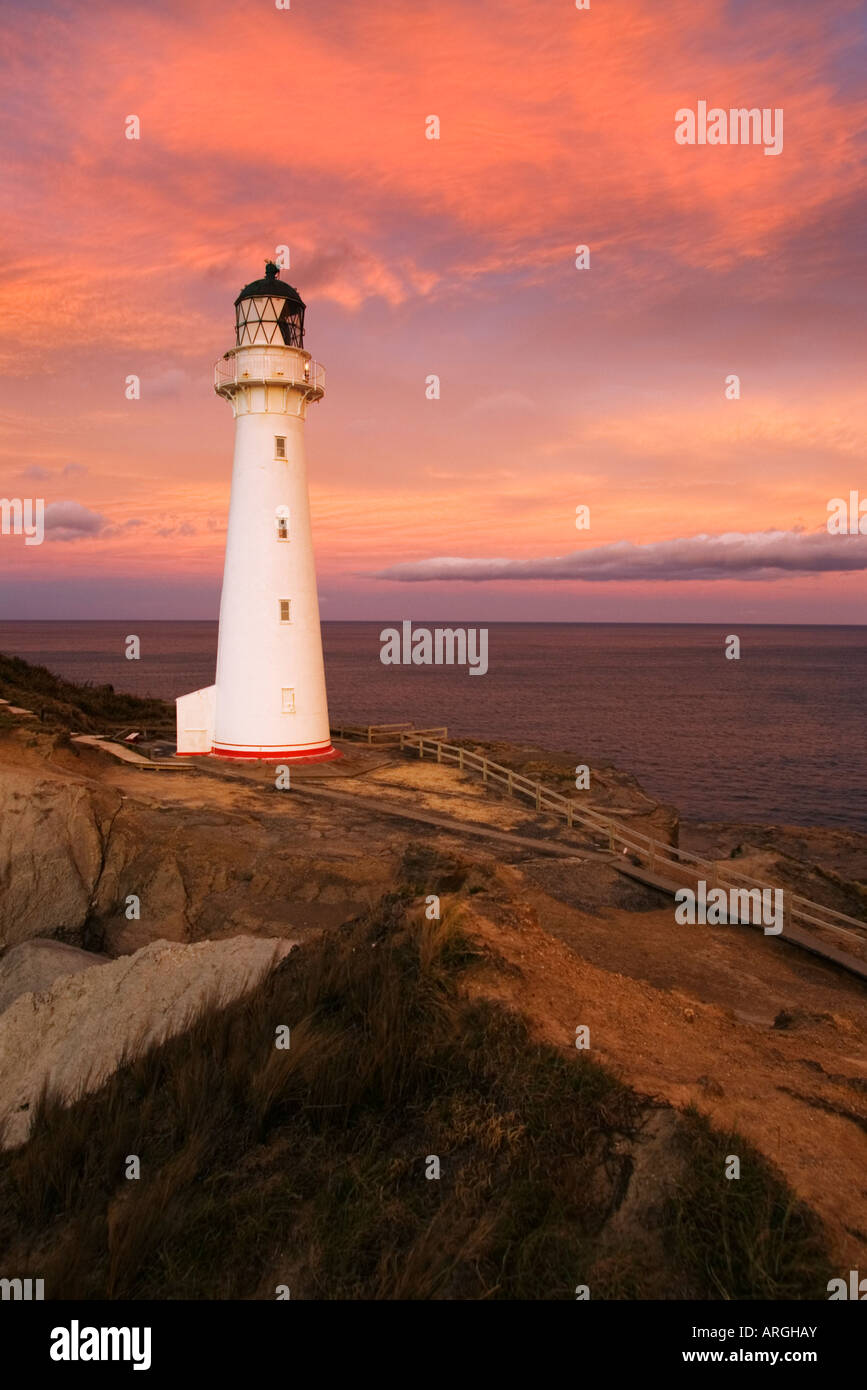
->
xmin=234 ymin=261 xmax=306 ymax=348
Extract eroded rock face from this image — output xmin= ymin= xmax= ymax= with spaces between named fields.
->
xmin=92 ymin=809 xmax=387 ymax=956
xmin=0 ymin=730 xmax=679 ymax=961
xmin=0 ymin=935 xmax=294 ymax=1149
xmin=0 ymin=739 xmax=396 ymax=955
xmin=0 ymin=940 xmax=109 ymax=1014
xmin=0 ymin=764 xmax=118 ymax=949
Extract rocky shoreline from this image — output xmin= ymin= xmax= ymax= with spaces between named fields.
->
xmin=1 ymin=658 xmax=866 ymax=1293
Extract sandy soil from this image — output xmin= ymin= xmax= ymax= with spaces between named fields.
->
xmin=4 ymin=726 xmax=866 ymax=1270
xmin=458 ymin=866 xmax=867 ymax=1269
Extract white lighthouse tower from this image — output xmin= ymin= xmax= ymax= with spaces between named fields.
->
xmin=176 ymin=262 xmax=338 ymax=762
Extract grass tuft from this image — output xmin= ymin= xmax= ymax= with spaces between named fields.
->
xmin=0 ymin=892 xmax=835 ymax=1300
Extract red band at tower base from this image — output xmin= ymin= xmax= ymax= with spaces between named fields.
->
xmin=210 ymin=742 xmax=341 ymax=762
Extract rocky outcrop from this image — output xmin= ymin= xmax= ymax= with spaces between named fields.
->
xmin=452 ymin=738 xmax=680 ymax=846
xmin=0 ymin=760 xmax=119 ymax=949
xmin=0 ymin=939 xmax=109 ymax=1014
xmin=0 ymin=734 xmax=396 ymax=954
xmin=92 ymin=808 xmax=388 ymax=955
xmin=0 ymin=935 xmax=294 ymax=1149
xmin=714 ymin=845 xmax=867 ymax=932
xmin=522 ymin=858 xmax=670 ymax=915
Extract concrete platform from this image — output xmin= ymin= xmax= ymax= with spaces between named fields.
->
xmin=175 ymin=740 xmax=395 ymax=783
xmin=110 ymin=735 xmax=395 ymax=781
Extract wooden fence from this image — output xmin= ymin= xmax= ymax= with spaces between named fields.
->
xmin=399 ymin=733 xmax=867 ymax=948
xmin=332 ymin=722 xmax=448 ymax=747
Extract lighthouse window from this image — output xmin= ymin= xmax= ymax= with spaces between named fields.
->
xmin=279 ymin=599 xmax=291 ymax=622
xmin=281 ymin=688 xmax=295 ymax=713
xmin=274 ymin=436 xmax=287 ymax=459
xmin=276 ymin=515 xmax=289 ymax=541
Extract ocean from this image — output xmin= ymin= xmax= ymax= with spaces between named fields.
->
xmin=1 ymin=621 xmax=864 ymax=831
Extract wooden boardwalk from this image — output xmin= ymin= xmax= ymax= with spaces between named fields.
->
xmin=71 ymin=735 xmax=195 ymax=770
xmin=397 ymin=733 xmax=867 ymax=984
xmin=292 ymin=783 xmax=867 ymax=981
xmin=332 ymin=721 xmax=448 ymax=747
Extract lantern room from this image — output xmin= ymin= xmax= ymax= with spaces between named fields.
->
xmin=234 ymin=261 xmax=306 ymax=348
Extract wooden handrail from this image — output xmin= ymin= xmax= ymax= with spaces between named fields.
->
xmin=332 ymin=722 xmax=447 ymax=746
xmin=399 ymin=733 xmax=867 ymax=944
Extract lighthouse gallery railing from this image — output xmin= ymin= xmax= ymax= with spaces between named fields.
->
xmin=214 ymin=352 xmax=325 ymax=394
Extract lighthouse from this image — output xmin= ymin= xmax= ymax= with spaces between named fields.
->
xmin=176 ymin=262 xmax=338 ymax=762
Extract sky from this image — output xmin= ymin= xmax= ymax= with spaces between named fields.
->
xmin=0 ymin=0 xmax=865 ymax=622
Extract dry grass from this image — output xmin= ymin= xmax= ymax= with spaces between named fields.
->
xmin=0 ymin=865 xmax=834 ymax=1300
xmin=0 ymin=651 xmax=172 ymax=733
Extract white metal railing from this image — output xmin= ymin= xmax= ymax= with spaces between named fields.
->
xmin=399 ymin=733 xmax=867 ymax=948
xmin=214 ymin=351 xmax=325 ymax=394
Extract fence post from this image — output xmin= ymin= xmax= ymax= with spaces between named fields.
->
xmin=437 ymin=743 xmax=442 ymax=765
xmin=459 ymin=748 xmax=465 ymax=771
xmin=483 ymin=759 xmax=489 ymax=785
xmin=507 ymin=770 xmax=513 ymax=796
xmin=608 ymin=826 xmax=616 ymax=852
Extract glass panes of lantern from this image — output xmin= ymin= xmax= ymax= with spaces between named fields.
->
xmin=235 ymin=297 xmax=305 ymax=347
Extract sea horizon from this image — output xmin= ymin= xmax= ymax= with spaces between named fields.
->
xmin=3 ymin=619 xmax=864 ymax=832
xmin=2 ymin=619 xmax=865 ymax=626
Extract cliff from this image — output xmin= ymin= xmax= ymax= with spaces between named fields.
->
xmin=0 ymin=656 xmax=865 ymax=1298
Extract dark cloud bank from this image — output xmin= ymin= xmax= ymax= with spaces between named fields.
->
xmin=374 ymin=531 xmax=867 ymax=584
